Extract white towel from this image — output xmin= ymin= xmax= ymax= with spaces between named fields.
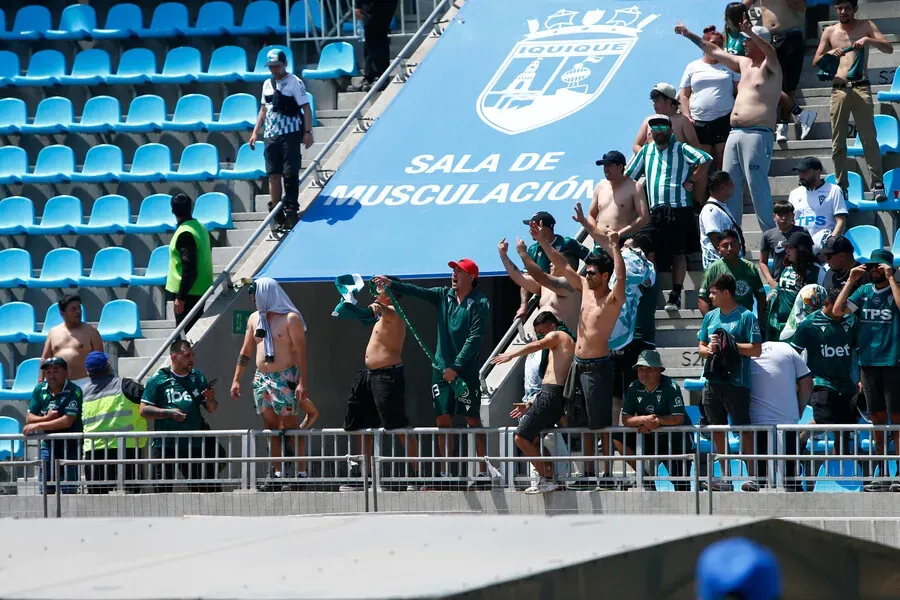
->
xmin=253 ymin=277 xmax=305 ymax=362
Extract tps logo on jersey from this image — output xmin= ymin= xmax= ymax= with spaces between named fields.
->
xmin=820 ymin=344 xmax=851 ymax=357
xmin=862 ymin=308 xmax=893 ymax=321
xmin=797 ymin=215 xmax=827 ymax=227
xmin=477 ymin=7 xmax=659 ymax=135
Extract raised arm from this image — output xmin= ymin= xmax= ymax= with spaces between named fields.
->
xmin=516 ymin=238 xmax=576 ymax=294
xmin=608 ymin=231 xmax=627 ymax=303
xmin=833 ymin=265 xmax=867 ymax=316
xmin=675 ymin=22 xmax=743 ymax=72
xmin=498 ymin=238 xmax=540 ymax=295
xmin=490 ymin=331 xmax=560 ymax=365
xmin=885 ymin=266 xmax=900 ymax=310
xmin=536 ymin=226 xmax=583 ymax=291
xmin=739 ymin=20 xmax=779 ymax=73
xmin=859 ymin=21 xmax=893 ymax=54
xmin=572 ymin=201 xmax=608 ymax=248
xmin=372 ymin=275 xmax=443 ymax=305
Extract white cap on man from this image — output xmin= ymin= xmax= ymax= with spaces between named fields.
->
xmin=742 ymin=25 xmax=771 ymax=43
xmin=265 ymin=49 xmax=288 ymax=67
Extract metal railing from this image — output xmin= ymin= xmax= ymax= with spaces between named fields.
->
xmin=135 ymin=0 xmax=454 ymax=383
xmin=286 ymin=0 xmax=443 ymax=44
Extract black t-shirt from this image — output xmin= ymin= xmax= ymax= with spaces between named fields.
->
xmin=761 ymin=225 xmax=806 ymax=279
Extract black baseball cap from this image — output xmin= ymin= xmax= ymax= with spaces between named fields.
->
xmin=596 ymin=151 xmax=626 ymax=167
xmin=40 ymin=357 xmax=68 ymax=371
xmin=793 ymin=157 xmax=824 ymax=172
xmin=523 ymin=211 xmax=556 ymax=227
xmin=783 ymin=229 xmax=814 ymax=251
xmin=821 ymin=235 xmax=854 ymax=256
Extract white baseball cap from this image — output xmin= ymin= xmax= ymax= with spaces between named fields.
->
xmin=651 ymin=82 xmax=678 ymax=102
xmin=265 ymin=49 xmax=287 ymax=66
xmin=742 ymin=25 xmax=772 ymax=43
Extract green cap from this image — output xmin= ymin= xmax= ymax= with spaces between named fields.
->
xmin=633 ymin=349 xmax=665 ymax=371
xmin=869 ymin=249 xmax=895 ymax=267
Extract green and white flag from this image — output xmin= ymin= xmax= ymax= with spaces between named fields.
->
xmin=331 ymin=273 xmax=376 ymax=325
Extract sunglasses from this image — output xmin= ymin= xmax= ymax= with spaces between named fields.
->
xmin=650 ymin=124 xmax=671 ymax=131
xmin=584 ymin=270 xmax=599 ymax=278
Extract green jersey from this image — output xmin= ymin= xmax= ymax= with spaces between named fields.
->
xmin=725 ymin=31 xmax=746 ymax=56
xmin=848 ymin=283 xmax=900 ymax=367
xmin=390 ymin=281 xmax=491 ymax=376
xmin=141 ymin=368 xmax=210 ymax=447
xmin=29 ymin=380 xmax=84 ymax=444
xmin=698 ymin=305 xmax=762 ymax=389
xmin=527 ymin=234 xmax=588 ymax=273
xmin=622 ymin=375 xmax=686 ymax=418
xmin=699 ymin=258 xmax=765 ymax=314
xmin=790 ymin=310 xmax=858 ymax=395
xmin=624 ymin=139 xmax=711 ymax=209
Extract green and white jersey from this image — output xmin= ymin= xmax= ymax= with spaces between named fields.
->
xmin=847 ymin=283 xmax=900 ymax=367
xmin=141 ymin=368 xmax=210 ymax=447
xmin=622 ymin=375 xmax=685 ymax=418
xmin=698 ymin=258 xmax=765 ymax=314
xmin=609 ymin=248 xmax=656 ymax=351
xmin=790 ymin=310 xmax=858 ymax=395
xmin=624 ymin=139 xmax=711 ymax=209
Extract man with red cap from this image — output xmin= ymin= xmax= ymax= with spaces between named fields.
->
xmin=373 ymin=259 xmax=492 ymax=488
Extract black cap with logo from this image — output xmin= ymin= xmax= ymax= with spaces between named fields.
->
xmin=523 ymin=211 xmax=556 ymax=227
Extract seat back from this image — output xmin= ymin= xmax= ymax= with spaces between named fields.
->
xmin=0 ymin=98 xmax=26 ymax=130
xmin=0 ymin=416 xmax=19 ymax=435
xmin=31 ymin=96 xmax=73 ymax=127
xmin=319 ymin=41 xmax=355 ymax=73
xmin=11 ymin=358 xmax=40 ymax=391
xmin=234 ymin=142 xmax=264 ymax=171
xmin=149 ymin=2 xmax=189 ymax=31
xmin=56 ymin=4 xmax=97 ymax=35
xmin=218 ymin=93 xmax=256 ymax=124
xmin=39 ymin=195 xmax=82 ymax=228
xmin=82 ymin=144 xmax=124 ymax=176
xmin=844 ymin=225 xmax=883 ymax=263
xmin=79 ymin=96 xmax=120 ymax=127
xmin=144 ymin=246 xmax=170 ymax=278
xmin=195 ymin=1 xmax=234 ymax=30
xmin=289 ymin=0 xmax=325 ymax=32
xmin=98 ymin=299 xmax=142 ymax=339
xmin=0 ymin=197 xmax=34 ymax=229
xmin=40 ymin=248 xmax=82 ymax=281
xmin=241 ymin=0 xmax=280 ymax=30
xmin=125 ymin=94 xmax=165 ymax=125
xmin=116 ymin=48 xmax=157 ymax=78
xmin=0 ymin=302 xmax=35 ymax=337
xmin=25 ymin=49 xmax=66 ymax=79
xmin=136 ymin=194 xmax=176 ymax=227
xmin=874 ymin=114 xmax=900 ymax=148
xmin=89 ymin=247 xmax=133 ymax=279
xmin=32 ymin=145 xmax=75 ymax=176
xmin=253 ymin=45 xmax=293 ymax=73
xmin=194 ymin=192 xmax=232 ymax=228
xmin=178 ymin=143 xmax=219 ymax=175
xmin=0 ymin=51 xmax=19 ymax=79
xmin=102 ymin=3 xmax=143 ymax=31
xmin=70 ymin=48 xmax=110 ymax=77
xmin=13 ymin=5 xmax=51 ymax=35
xmin=87 ymin=194 xmax=130 ymax=227
xmin=825 ymin=172 xmax=863 ymax=204
xmin=160 ymin=46 xmax=202 ymax=78
xmin=130 ymin=143 xmax=172 ymax=175
xmin=172 ymin=94 xmax=213 ymax=125
xmin=0 ymin=147 xmax=27 ymax=178
xmin=0 ymin=249 xmax=31 ymax=281
xmin=206 ymin=46 xmax=246 ymax=75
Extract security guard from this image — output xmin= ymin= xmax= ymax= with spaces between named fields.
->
xmin=165 ymin=193 xmax=213 ymax=333
xmin=80 ymin=351 xmax=147 ymax=494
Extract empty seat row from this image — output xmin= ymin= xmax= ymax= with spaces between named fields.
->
xmin=0 ymin=192 xmax=232 ymax=236
xmin=847 ymin=114 xmax=900 ymax=157
xmin=0 ymin=44 xmax=293 ymax=87
xmin=0 ymin=143 xmax=264 ymax=185
xmin=827 ymin=169 xmax=900 ymax=212
xmin=0 ymin=247 xmax=169 ymax=290
xmin=0 ymin=93 xmax=265 ymax=136
xmin=0 ymin=1 xmax=328 ymax=42
xmin=842 ymin=225 xmax=900 ymax=267
xmin=0 ymin=300 xmax=142 ymax=347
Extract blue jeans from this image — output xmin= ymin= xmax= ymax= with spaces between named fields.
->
xmin=40 ymin=440 xmax=80 ymax=494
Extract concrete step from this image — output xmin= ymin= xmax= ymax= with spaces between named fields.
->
xmin=117 ymin=357 xmax=148 ymax=379
xmin=337 ymin=91 xmax=381 ymax=110
xmin=770 ymin=151 xmax=900 ymax=176
xmin=133 ymin=337 xmax=166 ymax=357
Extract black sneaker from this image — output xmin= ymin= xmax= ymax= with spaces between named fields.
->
xmin=740 ymin=480 xmax=760 ymax=492
xmin=664 ymin=292 xmax=681 ymax=311
xmin=873 ymin=185 xmax=888 ymax=203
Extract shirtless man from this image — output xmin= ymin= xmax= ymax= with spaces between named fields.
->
xmin=40 ymin=295 xmax=103 ymax=385
xmin=632 ymin=83 xmax=701 ymax=154
xmin=340 ymin=277 xmax=419 ymax=491
xmin=589 ymin=150 xmax=649 ymax=255
xmin=813 ymin=0 xmax=892 ymax=201
xmin=491 ymin=311 xmax=575 ymax=494
xmin=537 ymin=222 xmax=626 ymax=490
xmin=676 ymin=19 xmax=782 ymax=230
xmin=231 ymin=277 xmax=319 ymax=488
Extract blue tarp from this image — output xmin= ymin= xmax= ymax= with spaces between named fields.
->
xmin=260 ymin=0 xmax=722 ymax=282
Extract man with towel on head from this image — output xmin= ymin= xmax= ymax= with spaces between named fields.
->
xmin=231 ymin=277 xmax=319 ymax=487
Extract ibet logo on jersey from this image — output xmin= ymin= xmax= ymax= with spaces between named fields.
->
xmin=820 ymin=344 xmax=851 ymax=358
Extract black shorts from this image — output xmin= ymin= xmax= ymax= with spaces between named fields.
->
xmin=694 ymin=114 xmax=732 ymax=146
xmin=343 ymin=365 xmax=409 ymax=430
xmin=515 ymin=384 xmax=566 ymax=442
xmin=773 ymin=28 xmax=804 ymax=93
xmin=572 ymin=356 xmax=614 ymax=429
xmin=702 ymin=381 xmax=751 ymax=426
xmin=861 ymin=366 xmax=900 ymax=415
xmin=612 ymin=340 xmax=655 ymax=400
xmin=810 ymin=386 xmax=858 ymax=425
xmin=264 ymin=131 xmax=303 ymax=177
xmin=641 ymin=206 xmax=700 ymax=265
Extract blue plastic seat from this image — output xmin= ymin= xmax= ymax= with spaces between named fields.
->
xmin=0 ymin=51 xmax=20 ymax=87
xmin=0 ymin=359 xmax=41 ymax=401
xmin=197 ymin=46 xmax=247 ymax=83
xmin=45 ymin=4 xmax=96 ymax=41
xmin=182 ymin=1 xmax=234 ymax=36
xmin=120 ymin=143 xmax=172 ymax=183
xmin=98 ymin=299 xmax=143 ymax=341
xmin=137 ymin=2 xmax=188 ymax=38
xmin=165 ymin=94 xmax=213 ymax=132
xmin=847 ymin=115 xmax=900 ymax=157
xmin=890 ymin=231 xmax=900 ymax=268
xmin=22 ymin=145 xmax=75 ymax=184
xmin=92 ymin=3 xmax=142 ymax=39
xmin=59 ymin=48 xmax=111 ymax=86
xmin=26 ymin=303 xmax=85 ymax=344
xmin=0 ymin=415 xmax=25 ymax=461
xmin=150 ymin=46 xmax=201 ymax=84
xmin=107 ymin=48 xmax=157 ymax=85
xmin=235 ymin=0 xmax=281 ymax=35
xmin=683 ymin=378 xmax=705 ymax=392
xmin=194 ymin=192 xmax=233 ymax=230
xmin=288 ymin=1 xmax=325 ymax=35
xmin=219 ymin=142 xmax=265 ymax=179
xmin=169 ymin=143 xmax=220 ymax=181
xmin=76 ymin=195 xmax=131 ymax=235
xmin=877 ymin=70 xmax=900 ymax=103
xmin=0 ymin=249 xmax=32 ymax=288
xmin=118 ymin=95 xmax=165 ymax=133
xmin=245 ymin=45 xmax=293 ymax=82
xmin=26 ymin=248 xmax=82 ymax=288
xmin=0 ymin=147 xmax=27 ymax=184
xmin=27 ymin=195 xmax=82 ymax=235
xmin=70 ymin=96 xmax=121 ymax=134
xmin=872 ymin=168 xmax=900 ymax=215
xmin=124 ymin=194 xmax=176 ymax=234
xmin=0 ymin=98 xmax=25 ymax=134
xmin=19 ymin=97 xmax=74 ymax=135
xmin=0 ymin=5 xmax=51 ymax=40
xmin=0 ymin=197 xmax=34 ymax=235
xmin=14 ymin=49 xmax=66 ymax=87
xmin=80 ymin=247 xmax=133 ymax=287
xmin=844 ymin=225 xmax=883 ymax=264
xmin=207 ymin=93 xmax=257 ymax=132
xmin=131 ymin=246 xmax=169 ymax=286
xmin=0 ymin=303 xmax=36 ymax=342
xmin=814 ymin=460 xmax=862 ymax=492
xmin=70 ymin=144 xmax=124 ymax=184
xmin=301 ymin=42 xmax=358 ymax=80
xmin=825 ymin=172 xmax=865 ymax=209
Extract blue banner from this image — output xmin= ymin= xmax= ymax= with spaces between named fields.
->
xmin=260 ymin=0 xmax=723 ymax=281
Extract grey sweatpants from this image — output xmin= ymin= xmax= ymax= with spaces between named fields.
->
xmin=723 ymin=128 xmax=775 ymax=231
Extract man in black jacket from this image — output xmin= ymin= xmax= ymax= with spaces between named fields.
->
xmin=349 ymin=0 xmax=399 ymax=92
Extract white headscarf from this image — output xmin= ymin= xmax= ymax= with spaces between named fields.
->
xmin=253 ymin=277 xmax=306 ymax=362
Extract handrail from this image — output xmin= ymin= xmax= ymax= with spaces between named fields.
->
xmin=136 ymin=0 xmax=454 ymax=383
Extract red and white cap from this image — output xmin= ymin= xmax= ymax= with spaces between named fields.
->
xmin=448 ymin=258 xmax=479 ymax=278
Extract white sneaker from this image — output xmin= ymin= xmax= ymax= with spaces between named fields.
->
xmin=775 ymin=122 xmax=788 ymax=142
xmin=797 ymin=109 xmax=817 ymax=140
xmin=524 ymin=476 xmax=559 ymax=495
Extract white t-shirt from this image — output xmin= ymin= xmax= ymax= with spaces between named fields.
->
xmin=261 ymin=73 xmax=310 ymax=138
xmin=679 ymin=59 xmax=740 ymax=122
xmin=749 ymin=341 xmax=811 ymax=425
xmin=699 ymin=200 xmax=743 ymax=269
xmin=788 ymin=182 xmax=848 ymax=246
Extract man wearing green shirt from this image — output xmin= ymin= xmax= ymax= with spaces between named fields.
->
xmin=698 ymin=229 xmax=767 ymax=321
xmin=25 ymin=357 xmax=83 ymax=493
xmin=372 ymin=260 xmax=492 ymax=484
xmin=141 ymin=339 xmax=221 ymax=492
xmin=835 ymin=249 xmax=900 ymax=491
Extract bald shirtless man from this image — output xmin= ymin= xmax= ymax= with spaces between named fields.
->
xmin=676 ymin=19 xmax=782 ymax=231
xmin=589 ymin=151 xmax=649 ymax=255
xmin=632 ymin=83 xmax=701 ymax=154
xmin=491 ymin=311 xmax=575 ymax=494
xmin=231 ymin=278 xmax=318 ymax=488
xmin=537 ymin=224 xmax=626 ymax=490
xmin=814 ymin=0 xmax=892 ymax=201
xmin=40 ymin=295 xmax=103 ymax=385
